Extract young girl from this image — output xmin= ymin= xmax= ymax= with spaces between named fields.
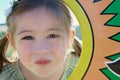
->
xmin=0 ymin=0 xmax=81 ymax=80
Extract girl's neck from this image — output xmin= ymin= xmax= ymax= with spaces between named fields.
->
xmin=18 ymin=61 xmax=66 ymax=80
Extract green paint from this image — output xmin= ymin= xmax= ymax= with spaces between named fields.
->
xmin=102 ymin=0 xmax=120 ymax=27
xmin=101 ymin=53 xmax=120 ymax=79
xmin=106 ymin=53 xmax=120 ymax=61
xmin=110 ymin=33 xmax=120 ymax=42
xmin=101 ymin=68 xmax=120 ymax=79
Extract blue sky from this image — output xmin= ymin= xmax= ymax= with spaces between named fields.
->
xmin=0 ymin=0 xmax=10 ymax=24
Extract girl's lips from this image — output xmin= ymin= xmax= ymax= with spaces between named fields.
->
xmin=35 ymin=59 xmax=51 ymax=65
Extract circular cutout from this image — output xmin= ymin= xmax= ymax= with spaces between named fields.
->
xmin=63 ymin=0 xmax=94 ymax=79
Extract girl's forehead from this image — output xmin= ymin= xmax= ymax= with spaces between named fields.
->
xmin=14 ymin=8 xmax=69 ymax=34
xmin=16 ymin=8 xmax=56 ymax=19
xmin=17 ymin=9 xmax=61 ymax=24
xmin=16 ymin=8 xmax=63 ymax=25
xmin=15 ymin=9 xmax=65 ymax=31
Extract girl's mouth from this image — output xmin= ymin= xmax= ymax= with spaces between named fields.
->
xmin=35 ymin=59 xmax=51 ymax=65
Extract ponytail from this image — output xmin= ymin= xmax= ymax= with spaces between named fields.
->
xmin=72 ymin=36 xmax=82 ymax=56
xmin=0 ymin=36 xmax=9 ymax=72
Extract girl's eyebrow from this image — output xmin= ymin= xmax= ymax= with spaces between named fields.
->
xmin=17 ymin=30 xmax=33 ymax=35
xmin=17 ymin=28 xmax=62 ymax=35
xmin=47 ymin=28 xmax=62 ymax=32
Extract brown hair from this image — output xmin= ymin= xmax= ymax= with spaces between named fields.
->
xmin=0 ymin=0 xmax=81 ymax=71
xmin=0 ymin=37 xmax=9 ymax=70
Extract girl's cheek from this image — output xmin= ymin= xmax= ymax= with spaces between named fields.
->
xmin=16 ymin=41 xmax=32 ymax=54
xmin=17 ymin=45 xmax=32 ymax=62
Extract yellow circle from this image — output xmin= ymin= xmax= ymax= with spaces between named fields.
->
xmin=63 ymin=0 xmax=94 ymax=79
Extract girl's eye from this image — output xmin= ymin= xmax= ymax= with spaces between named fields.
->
xmin=47 ymin=34 xmax=59 ymax=39
xmin=22 ymin=36 xmax=34 ymax=40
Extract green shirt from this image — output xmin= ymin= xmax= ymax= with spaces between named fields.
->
xmin=0 ymin=53 xmax=79 ymax=80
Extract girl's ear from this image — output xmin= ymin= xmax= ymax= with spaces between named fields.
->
xmin=6 ymin=32 xmax=11 ymax=42
xmin=68 ymin=28 xmax=76 ymax=48
xmin=6 ymin=32 xmax=16 ymax=50
xmin=70 ymin=28 xmax=76 ymax=42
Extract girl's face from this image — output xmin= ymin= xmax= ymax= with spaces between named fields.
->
xmin=8 ymin=8 xmax=74 ymax=78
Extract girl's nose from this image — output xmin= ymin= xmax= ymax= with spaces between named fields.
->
xmin=33 ymin=41 xmax=49 ymax=55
